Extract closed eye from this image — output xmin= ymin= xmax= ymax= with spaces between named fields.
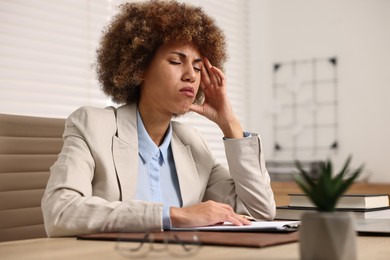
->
xmin=169 ymin=60 xmax=181 ymax=65
xmin=169 ymin=60 xmax=201 ymax=72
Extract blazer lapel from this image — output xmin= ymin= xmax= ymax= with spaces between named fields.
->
xmin=112 ymin=104 xmax=138 ymax=201
xmin=171 ymin=132 xmax=200 ymax=206
xmin=112 ymin=105 xmax=201 ymax=205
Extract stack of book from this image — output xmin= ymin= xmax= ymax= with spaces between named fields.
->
xmin=276 ymin=193 xmax=390 ymax=220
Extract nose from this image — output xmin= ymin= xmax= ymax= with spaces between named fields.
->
xmin=182 ymin=64 xmax=197 ymax=83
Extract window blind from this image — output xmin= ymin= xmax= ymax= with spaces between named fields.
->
xmin=0 ymin=0 xmax=249 ymax=165
xmin=0 ymin=0 xmax=110 ymax=117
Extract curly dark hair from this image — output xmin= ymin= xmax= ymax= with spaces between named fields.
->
xmin=96 ymin=0 xmax=227 ymax=104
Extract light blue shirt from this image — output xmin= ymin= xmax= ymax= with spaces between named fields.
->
xmin=135 ymin=110 xmax=182 ymax=230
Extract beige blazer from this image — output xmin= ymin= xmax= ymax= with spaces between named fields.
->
xmin=42 ymin=104 xmax=275 ymax=237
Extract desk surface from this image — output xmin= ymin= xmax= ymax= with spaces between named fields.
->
xmin=1 ymin=235 xmax=390 ymax=260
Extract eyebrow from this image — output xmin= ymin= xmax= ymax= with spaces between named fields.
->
xmin=170 ymin=51 xmax=202 ymax=63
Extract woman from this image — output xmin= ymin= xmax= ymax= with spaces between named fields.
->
xmin=42 ymin=0 xmax=275 ymax=237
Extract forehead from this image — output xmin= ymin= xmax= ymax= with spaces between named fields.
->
xmin=158 ymin=43 xmax=202 ymax=58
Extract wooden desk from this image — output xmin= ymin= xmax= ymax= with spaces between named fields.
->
xmin=1 ymin=236 xmax=390 ymax=260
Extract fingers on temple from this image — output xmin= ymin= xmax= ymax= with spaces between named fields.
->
xmin=210 ymin=66 xmax=225 ymax=86
xmin=203 ymin=58 xmax=225 ymax=87
xmin=209 ymin=68 xmax=220 ymax=87
xmin=201 ymin=65 xmax=211 ymax=86
xmin=199 ymin=80 xmax=207 ymax=91
xmin=202 ymin=57 xmax=219 ymax=87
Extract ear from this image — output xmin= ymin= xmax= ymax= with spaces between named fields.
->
xmin=139 ymin=67 xmax=149 ymax=81
xmin=138 ymin=72 xmax=145 ymax=81
xmin=136 ymin=70 xmax=146 ymax=83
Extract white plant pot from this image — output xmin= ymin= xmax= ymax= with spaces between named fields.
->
xmin=300 ymin=211 xmax=357 ymax=260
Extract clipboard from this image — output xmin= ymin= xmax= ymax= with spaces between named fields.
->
xmin=78 ymin=230 xmax=300 ymax=248
xmin=170 ymin=220 xmax=301 ymax=232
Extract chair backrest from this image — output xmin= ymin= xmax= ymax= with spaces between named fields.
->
xmin=0 ymin=113 xmax=65 ymax=242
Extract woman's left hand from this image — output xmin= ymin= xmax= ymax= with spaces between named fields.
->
xmin=189 ymin=57 xmax=243 ymax=138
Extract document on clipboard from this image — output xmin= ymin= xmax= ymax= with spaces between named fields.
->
xmin=170 ymin=220 xmax=300 ymax=232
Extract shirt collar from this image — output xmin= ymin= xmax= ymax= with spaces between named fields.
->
xmin=137 ymin=109 xmax=172 ymax=164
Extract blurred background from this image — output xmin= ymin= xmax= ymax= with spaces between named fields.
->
xmin=0 ymin=0 xmax=389 ymax=182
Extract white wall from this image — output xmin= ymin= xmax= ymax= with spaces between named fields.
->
xmin=248 ymin=0 xmax=390 ymax=182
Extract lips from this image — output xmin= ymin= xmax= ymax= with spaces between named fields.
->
xmin=179 ymin=87 xmax=195 ymax=97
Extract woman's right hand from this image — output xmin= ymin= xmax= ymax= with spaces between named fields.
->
xmin=189 ymin=58 xmax=243 ymax=139
xmin=169 ymin=200 xmax=251 ymax=228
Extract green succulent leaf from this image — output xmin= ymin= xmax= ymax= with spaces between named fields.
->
xmin=294 ymin=160 xmax=315 ymax=188
xmin=293 ymin=156 xmax=364 ymax=211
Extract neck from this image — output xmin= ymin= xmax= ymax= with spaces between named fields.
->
xmin=138 ymin=104 xmax=172 ymax=146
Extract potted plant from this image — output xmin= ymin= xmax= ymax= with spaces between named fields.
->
xmin=294 ymin=156 xmax=363 ymax=260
